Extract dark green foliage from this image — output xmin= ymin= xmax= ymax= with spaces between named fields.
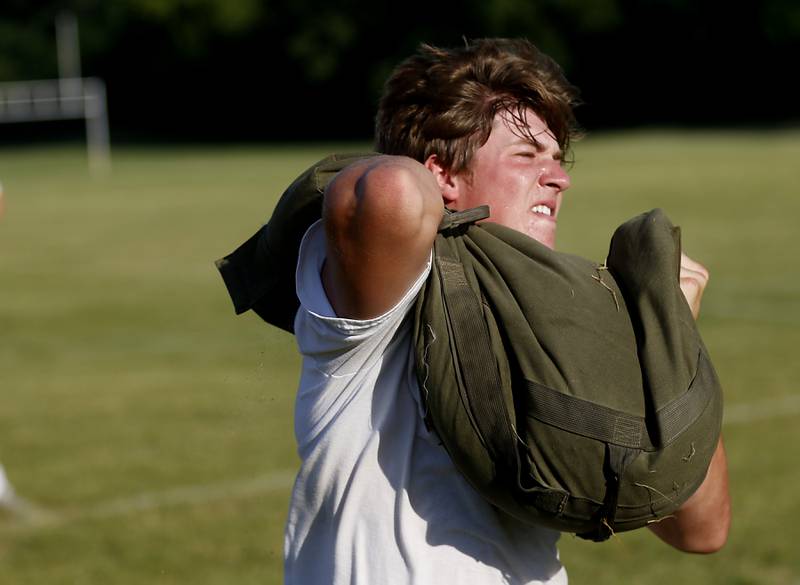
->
xmin=0 ymin=1 xmax=797 ymax=138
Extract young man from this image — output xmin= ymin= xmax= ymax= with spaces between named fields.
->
xmin=284 ymin=39 xmax=730 ymax=584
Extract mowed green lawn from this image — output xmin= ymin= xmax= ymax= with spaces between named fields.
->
xmin=0 ymin=131 xmax=798 ymax=584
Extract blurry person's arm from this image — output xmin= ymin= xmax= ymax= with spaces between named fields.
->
xmin=322 ymin=156 xmax=443 ymax=319
xmin=648 ymin=252 xmax=731 ymax=552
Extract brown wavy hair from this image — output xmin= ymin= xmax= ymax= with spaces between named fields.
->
xmin=375 ymin=38 xmax=582 ymax=173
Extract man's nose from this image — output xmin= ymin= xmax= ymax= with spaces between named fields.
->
xmin=540 ymin=162 xmax=571 ymax=192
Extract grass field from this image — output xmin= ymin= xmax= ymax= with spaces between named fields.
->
xmin=1 ymin=131 xmax=798 ymax=584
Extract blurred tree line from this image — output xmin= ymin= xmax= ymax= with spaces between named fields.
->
xmin=1 ymin=0 xmax=798 ymax=141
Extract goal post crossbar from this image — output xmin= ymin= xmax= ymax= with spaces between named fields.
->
xmin=0 ymin=77 xmax=110 ymax=174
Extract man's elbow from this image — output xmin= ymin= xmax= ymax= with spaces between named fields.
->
xmin=359 ymin=160 xmax=445 ymax=241
xmin=698 ymin=502 xmax=732 ymax=553
xmin=678 ymin=520 xmax=730 ymax=554
xmin=667 ymin=437 xmax=731 ymax=554
xmin=652 ymin=504 xmax=731 ymax=554
xmin=648 ymin=493 xmax=731 ymax=554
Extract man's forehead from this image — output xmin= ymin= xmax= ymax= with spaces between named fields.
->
xmin=495 ymin=109 xmax=559 ymax=148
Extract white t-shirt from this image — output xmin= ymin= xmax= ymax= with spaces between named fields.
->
xmin=285 ymin=220 xmax=568 ymax=585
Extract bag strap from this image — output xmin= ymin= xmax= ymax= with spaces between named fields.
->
xmin=438 ymin=205 xmax=490 ymax=231
xmin=525 ymin=349 xmax=716 ymax=451
xmin=434 ymin=209 xmax=519 ymax=483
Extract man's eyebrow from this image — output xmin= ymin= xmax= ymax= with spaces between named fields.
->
xmin=510 ymin=138 xmax=563 ymax=158
xmin=510 ymin=138 xmax=541 ymax=149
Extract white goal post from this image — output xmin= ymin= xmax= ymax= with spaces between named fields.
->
xmin=0 ymin=12 xmax=110 ymax=174
xmin=0 ymin=77 xmax=110 ymax=174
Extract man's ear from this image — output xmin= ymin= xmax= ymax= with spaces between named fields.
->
xmin=424 ymin=154 xmax=459 ymax=206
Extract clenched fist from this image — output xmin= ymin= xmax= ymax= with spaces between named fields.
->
xmin=679 ymin=252 xmax=709 ymax=321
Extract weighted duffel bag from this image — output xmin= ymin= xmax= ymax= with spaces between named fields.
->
xmin=216 ymin=154 xmax=723 ymax=541
xmin=413 ymin=206 xmax=722 ymax=541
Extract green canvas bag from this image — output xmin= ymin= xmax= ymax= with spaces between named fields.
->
xmin=216 ymin=154 xmax=723 ymax=541
xmin=216 ymin=153 xmax=373 ymax=333
xmin=415 ymin=207 xmax=722 ymax=540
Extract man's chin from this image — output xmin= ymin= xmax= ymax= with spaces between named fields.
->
xmin=526 ymin=225 xmax=557 ymax=250
xmin=490 ymin=216 xmax=557 ymax=249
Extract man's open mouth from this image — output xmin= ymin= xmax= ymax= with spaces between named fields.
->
xmin=531 ymin=204 xmax=553 ymax=217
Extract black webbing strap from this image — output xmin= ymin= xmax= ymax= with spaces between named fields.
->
xmin=525 ymin=350 xmax=715 ymax=451
xmin=435 ymin=234 xmax=518 ymax=481
xmin=438 ymin=206 xmax=490 ymax=232
xmin=578 ymin=443 xmax=640 ymax=541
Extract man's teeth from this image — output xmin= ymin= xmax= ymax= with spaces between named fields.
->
xmin=531 ymin=204 xmax=552 ymax=216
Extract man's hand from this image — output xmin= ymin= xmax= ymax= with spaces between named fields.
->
xmin=679 ymin=253 xmax=709 ymax=320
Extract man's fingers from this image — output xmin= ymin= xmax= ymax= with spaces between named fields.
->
xmin=679 ymin=253 xmax=709 ymax=320
xmin=680 ymin=252 xmax=709 ymax=280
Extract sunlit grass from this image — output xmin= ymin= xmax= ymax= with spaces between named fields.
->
xmin=1 ymin=132 xmax=798 ymax=584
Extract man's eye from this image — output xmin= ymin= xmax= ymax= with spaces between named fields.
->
xmin=516 ymin=151 xmax=536 ymax=158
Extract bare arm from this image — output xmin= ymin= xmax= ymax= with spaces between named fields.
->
xmin=648 ymin=438 xmax=730 ymax=552
xmin=321 ymin=156 xmax=444 ymax=319
xmin=648 ymin=253 xmax=732 ymax=552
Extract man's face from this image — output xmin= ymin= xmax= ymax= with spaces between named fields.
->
xmin=449 ymin=109 xmax=570 ymax=249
